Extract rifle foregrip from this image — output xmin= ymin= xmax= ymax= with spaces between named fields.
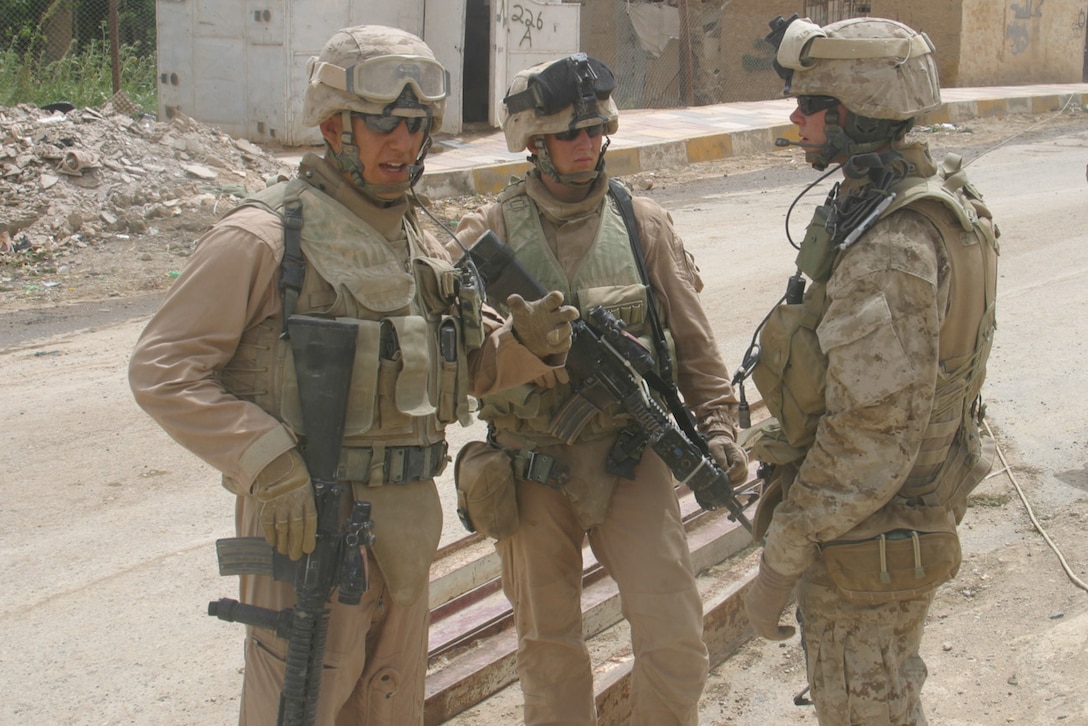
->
xmin=278 ymin=608 xmax=330 ymax=726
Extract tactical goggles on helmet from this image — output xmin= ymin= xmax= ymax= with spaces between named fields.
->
xmin=796 ymin=95 xmax=840 ymax=116
xmin=766 ymin=13 xmax=936 ymax=90
xmin=352 ymin=112 xmax=431 ymax=135
xmin=504 ymin=53 xmax=616 ymax=118
xmin=308 ymin=54 xmax=450 ymax=102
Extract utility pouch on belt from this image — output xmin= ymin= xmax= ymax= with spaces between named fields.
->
xmin=819 ymin=527 xmax=960 ymax=604
xmin=453 ymin=441 xmax=519 ymax=540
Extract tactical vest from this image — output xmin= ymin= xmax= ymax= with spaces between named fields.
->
xmin=752 ymin=152 xmax=999 ymax=517
xmin=477 ymin=180 xmax=675 ymax=445
xmin=218 ymin=177 xmax=472 ymax=485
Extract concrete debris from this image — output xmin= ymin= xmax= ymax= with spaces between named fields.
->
xmin=0 ymin=103 xmax=294 ymax=258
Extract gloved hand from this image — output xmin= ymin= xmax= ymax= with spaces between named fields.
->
xmin=251 ymin=449 xmax=317 ymax=561
xmin=533 ymin=368 xmax=570 ymax=389
xmin=508 ymin=291 xmax=580 ymax=359
xmin=744 ymin=555 xmax=798 ymax=641
xmin=708 ymin=434 xmax=749 ymax=486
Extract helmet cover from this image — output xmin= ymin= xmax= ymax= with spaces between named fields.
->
xmin=302 ymin=25 xmax=448 ymax=131
xmin=773 ymin=16 xmax=941 ymax=121
xmin=501 ymin=54 xmax=620 ymax=153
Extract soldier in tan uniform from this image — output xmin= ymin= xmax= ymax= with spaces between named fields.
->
xmin=742 ymin=16 xmax=1000 ymax=725
xmin=129 ymin=25 xmax=574 ymax=726
xmin=450 ymin=54 xmax=749 ymax=726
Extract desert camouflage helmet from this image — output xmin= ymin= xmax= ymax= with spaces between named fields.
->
xmin=774 ymin=16 xmax=941 ymax=121
xmin=501 ymin=53 xmax=619 ymax=153
xmin=302 ymin=24 xmax=448 ymax=131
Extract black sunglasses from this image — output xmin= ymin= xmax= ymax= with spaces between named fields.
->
xmin=353 ymin=113 xmax=430 ymax=135
xmin=553 ymin=123 xmax=605 ymax=142
xmin=796 ymin=95 xmax=840 ymax=116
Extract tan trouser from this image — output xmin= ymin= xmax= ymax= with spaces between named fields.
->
xmin=797 ymin=560 xmax=935 ymax=726
xmin=496 ymin=448 xmax=708 ymax=726
xmin=234 ymin=494 xmax=429 ymax=726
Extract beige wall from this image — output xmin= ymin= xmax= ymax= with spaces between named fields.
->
xmin=868 ymin=1 xmax=963 ymax=86
xmin=961 ymin=0 xmax=1084 ymax=85
xmin=717 ymin=0 xmax=807 ymax=102
xmin=579 ymin=1 xmax=1086 ymax=111
xmin=870 ymin=0 xmax=1085 ymax=86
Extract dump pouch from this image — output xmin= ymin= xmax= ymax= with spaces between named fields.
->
xmin=819 ymin=528 xmax=960 ymax=603
xmin=453 ymin=441 xmax=520 ymax=540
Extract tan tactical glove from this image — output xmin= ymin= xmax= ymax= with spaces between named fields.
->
xmin=708 ymin=434 xmax=749 ymax=486
xmin=507 ymin=291 xmax=580 ymax=359
xmin=533 ymin=368 xmax=570 ymax=389
xmin=744 ymin=555 xmax=797 ymax=641
xmin=251 ymin=449 xmax=317 ymax=561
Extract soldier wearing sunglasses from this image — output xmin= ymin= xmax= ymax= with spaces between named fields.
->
xmin=450 ymin=54 xmax=748 ymax=726
xmin=129 ymin=25 xmax=573 ymax=725
xmin=741 ymin=16 xmax=1000 ymax=725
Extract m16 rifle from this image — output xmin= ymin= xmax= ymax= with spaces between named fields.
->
xmin=460 ymin=231 xmax=753 ymax=532
xmin=207 ymin=315 xmax=375 ymax=726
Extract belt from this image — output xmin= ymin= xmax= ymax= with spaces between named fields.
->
xmin=327 ymin=441 xmax=449 ymax=485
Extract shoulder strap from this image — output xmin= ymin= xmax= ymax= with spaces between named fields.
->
xmin=279 ymin=195 xmax=305 ymax=337
xmin=607 ymin=178 xmax=674 ymax=383
xmin=607 ymin=179 xmax=707 ymax=449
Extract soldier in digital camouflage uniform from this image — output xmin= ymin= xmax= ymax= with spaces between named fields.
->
xmin=742 ymin=16 xmax=999 ymax=726
xmin=449 ymin=54 xmax=749 ymax=726
xmin=129 ymin=25 xmax=573 ymax=725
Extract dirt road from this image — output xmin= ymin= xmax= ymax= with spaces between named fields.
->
xmin=2 ymin=112 xmax=1087 ymax=725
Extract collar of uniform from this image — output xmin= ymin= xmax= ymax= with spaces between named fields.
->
xmin=896 ymin=141 xmax=937 ymax=178
xmin=298 ymin=152 xmax=410 ymax=240
xmin=524 ymin=169 xmax=610 ymax=225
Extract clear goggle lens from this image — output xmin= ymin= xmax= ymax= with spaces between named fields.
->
xmin=310 ymin=54 xmax=450 ymax=102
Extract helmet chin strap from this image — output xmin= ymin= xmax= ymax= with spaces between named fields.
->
xmin=329 ymin=109 xmax=433 ymax=205
xmin=530 ymin=136 xmax=610 ymax=187
xmin=809 ymin=108 xmax=912 ymax=175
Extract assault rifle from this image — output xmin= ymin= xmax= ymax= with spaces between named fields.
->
xmin=459 ymin=231 xmax=753 ymax=531
xmin=207 ymin=315 xmax=375 ymax=726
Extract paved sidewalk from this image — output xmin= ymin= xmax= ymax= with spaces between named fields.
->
xmin=417 ymin=83 xmax=1088 ymax=198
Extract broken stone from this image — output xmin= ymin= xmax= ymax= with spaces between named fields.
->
xmin=180 ymin=163 xmax=217 ymax=180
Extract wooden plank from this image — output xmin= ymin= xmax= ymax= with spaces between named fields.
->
xmin=423 ymin=497 xmax=755 ymax=723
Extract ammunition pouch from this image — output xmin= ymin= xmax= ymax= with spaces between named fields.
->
xmin=454 ymin=441 xmax=520 ymax=540
xmin=752 ymin=288 xmax=828 ymax=449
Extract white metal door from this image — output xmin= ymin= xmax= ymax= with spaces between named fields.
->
xmin=245 ymin=0 xmax=285 ymax=142
xmin=424 ymin=0 xmax=467 ymax=135
xmin=491 ymin=0 xmax=580 ymax=127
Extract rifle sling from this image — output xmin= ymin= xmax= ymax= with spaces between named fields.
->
xmin=607 ymin=179 xmax=707 ymax=453
xmin=279 ymin=196 xmax=306 ymax=337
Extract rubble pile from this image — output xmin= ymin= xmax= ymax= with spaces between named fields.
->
xmin=0 ymin=103 xmax=295 ymax=264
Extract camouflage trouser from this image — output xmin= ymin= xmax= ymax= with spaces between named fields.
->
xmin=797 ymin=559 xmax=935 ymax=726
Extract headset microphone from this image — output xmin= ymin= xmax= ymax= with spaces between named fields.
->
xmin=775 ymin=137 xmax=806 ymax=147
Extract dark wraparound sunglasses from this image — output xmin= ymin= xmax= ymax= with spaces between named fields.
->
xmin=796 ymin=95 xmax=840 ymax=116
xmin=353 ymin=112 xmax=431 ymax=135
xmin=553 ymin=123 xmax=605 ymax=142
